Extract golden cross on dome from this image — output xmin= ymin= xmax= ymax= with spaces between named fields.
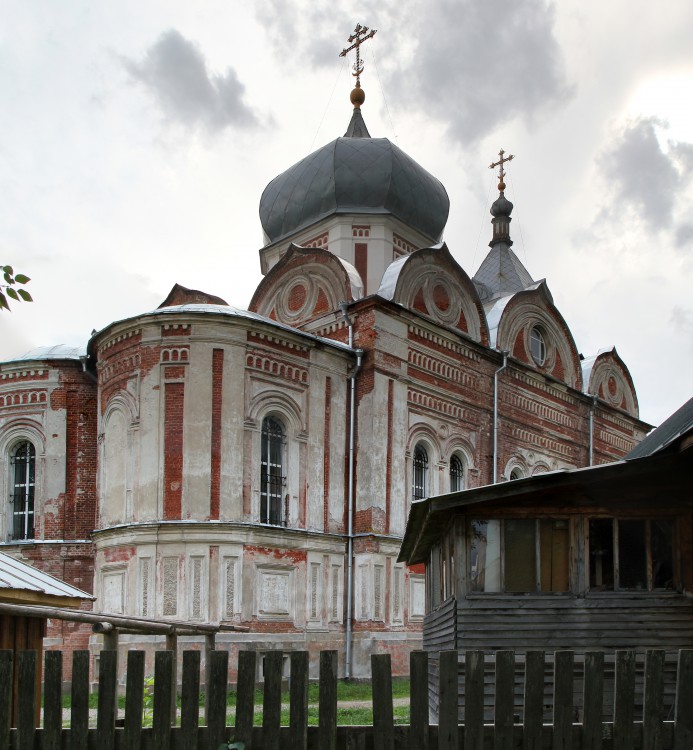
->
xmin=339 ymin=23 xmax=377 ymax=87
xmin=489 ymin=148 xmax=515 ymax=191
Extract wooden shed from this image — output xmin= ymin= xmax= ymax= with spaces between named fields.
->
xmin=398 ymin=397 xmax=693 ymax=720
xmin=0 ymin=552 xmax=94 ymax=725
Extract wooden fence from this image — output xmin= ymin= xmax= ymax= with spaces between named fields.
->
xmin=1 ymin=647 xmax=693 ymax=749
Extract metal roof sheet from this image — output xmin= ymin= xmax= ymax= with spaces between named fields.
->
xmin=0 ymin=551 xmax=93 ymax=600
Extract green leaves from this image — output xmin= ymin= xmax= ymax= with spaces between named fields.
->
xmin=1 ymin=264 xmax=33 ymax=310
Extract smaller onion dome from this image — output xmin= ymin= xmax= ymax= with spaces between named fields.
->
xmin=490 ymin=193 xmax=513 ymax=217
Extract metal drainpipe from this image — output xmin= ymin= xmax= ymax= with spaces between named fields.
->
xmin=589 ymin=394 xmax=598 ymax=466
xmin=339 ymin=302 xmax=362 ymax=679
xmin=493 ymin=351 xmax=509 ymax=484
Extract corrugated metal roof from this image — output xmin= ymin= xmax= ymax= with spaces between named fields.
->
xmin=2 ymin=344 xmax=85 ymax=365
xmin=0 ymin=551 xmax=93 ymax=600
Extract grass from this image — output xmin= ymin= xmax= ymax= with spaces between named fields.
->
xmin=60 ymin=678 xmax=412 ymax=727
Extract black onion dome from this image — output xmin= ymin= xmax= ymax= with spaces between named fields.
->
xmin=490 ymin=193 xmax=513 ymax=217
xmin=260 ymin=120 xmax=450 ymax=244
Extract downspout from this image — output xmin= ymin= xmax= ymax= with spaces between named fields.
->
xmin=339 ymin=301 xmax=362 ymax=680
xmin=588 ymin=394 xmax=598 ymax=466
xmin=493 ymin=351 xmax=509 ymax=484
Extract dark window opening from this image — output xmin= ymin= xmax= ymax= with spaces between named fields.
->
xmin=450 ymin=455 xmax=464 ymax=492
xmin=413 ymin=444 xmax=428 ymax=502
xmin=260 ymin=417 xmax=285 ymax=526
xmin=10 ymin=441 xmax=35 ymax=541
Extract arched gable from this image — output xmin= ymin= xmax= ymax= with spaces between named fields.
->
xmin=249 ymin=244 xmax=362 ymax=326
xmin=582 ymin=347 xmax=639 ymax=418
xmin=379 ymin=244 xmax=488 ymax=345
xmin=495 ymin=282 xmax=582 ymax=390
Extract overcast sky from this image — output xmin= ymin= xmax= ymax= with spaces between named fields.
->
xmin=1 ymin=0 xmax=691 ymax=428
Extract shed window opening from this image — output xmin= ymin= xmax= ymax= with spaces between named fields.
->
xmin=260 ymin=417 xmax=285 ymax=526
xmin=470 ymin=518 xmax=569 ymax=593
xmin=588 ymin=518 xmax=674 ymax=592
xmin=10 ymin=441 xmax=36 ymax=541
xmin=412 ymin=444 xmax=429 ymax=502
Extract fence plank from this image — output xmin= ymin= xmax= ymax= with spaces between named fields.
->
xmin=372 ymin=653 xmax=394 ymax=750
xmin=263 ymin=651 xmax=283 ymax=750
xmin=674 ymin=649 xmax=693 ymax=750
xmin=523 ymin=650 xmax=545 ymax=750
xmin=180 ymin=650 xmax=201 ymax=749
xmin=494 ymin=650 xmax=514 ymax=750
xmin=152 ymin=650 xmax=174 ymax=750
xmin=17 ymin=650 xmax=36 ymax=750
xmin=123 ymin=650 xmax=145 ymax=750
xmin=207 ymin=649 xmax=229 ymax=750
xmin=289 ymin=651 xmax=309 ymax=750
xmin=235 ymin=650 xmax=257 ymax=750
xmin=409 ymin=650 xmax=429 ymax=750
xmin=43 ymin=651 xmax=63 ymax=750
xmin=553 ymin=650 xmax=574 ymax=750
xmin=582 ymin=651 xmax=604 ymax=750
xmin=643 ymin=649 xmax=665 ymax=750
xmin=97 ymin=650 xmax=118 ymax=750
xmin=0 ymin=651 xmax=11 ymax=749
xmin=438 ymin=650 xmax=458 ymax=750
xmin=318 ymin=650 xmax=338 ymax=750
xmin=464 ymin=650 xmax=484 ymax=750
xmin=71 ymin=650 xmax=90 ymax=750
xmin=613 ymin=650 xmax=635 ymax=750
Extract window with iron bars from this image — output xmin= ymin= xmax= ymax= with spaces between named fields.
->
xmin=10 ymin=441 xmax=35 ymax=541
xmin=412 ymin=444 xmax=428 ymax=503
xmin=260 ymin=417 xmax=285 ymax=526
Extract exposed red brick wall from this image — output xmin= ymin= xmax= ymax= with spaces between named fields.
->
xmin=313 ymin=288 xmax=329 ymax=315
xmin=210 ymin=348 xmax=223 ymax=520
xmin=164 ymin=382 xmax=184 ymax=520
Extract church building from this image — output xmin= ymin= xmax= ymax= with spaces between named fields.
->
xmin=0 ymin=39 xmax=649 ymax=678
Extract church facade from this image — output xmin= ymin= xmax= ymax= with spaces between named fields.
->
xmin=0 ymin=92 xmax=649 ymax=678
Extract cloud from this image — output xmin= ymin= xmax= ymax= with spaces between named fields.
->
xmin=597 ymin=117 xmax=685 ymax=232
xmin=675 ymin=223 xmax=693 ymax=248
xmin=123 ymin=30 xmax=260 ymax=131
xmin=391 ymin=0 xmax=574 ymax=145
xmin=670 ymin=306 xmax=693 ymax=350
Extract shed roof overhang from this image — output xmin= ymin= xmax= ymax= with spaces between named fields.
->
xmin=398 ymin=443 xmax=693 ymax=566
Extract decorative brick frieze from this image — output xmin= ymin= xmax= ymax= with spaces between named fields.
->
xmin=0 ymin=369 xmax=49 ymax=382
xmin=408 ymin=325 xmax=480 ymax=363
xmin=0 ymin=390 xmax=47 ymax=407
xmin=408 ymin=349 xmax=479 ymax=390
xmin=407 ymin=388 xmax=468 ymax=421
xmin=245 ymin=350 xmax=309 ymax=385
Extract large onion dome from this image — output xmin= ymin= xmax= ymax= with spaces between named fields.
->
xmin=259 ymin=109 xmax=449 ymax=245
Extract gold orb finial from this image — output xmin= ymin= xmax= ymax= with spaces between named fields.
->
xmin=350 ymin=82 xmax=366 ymax=108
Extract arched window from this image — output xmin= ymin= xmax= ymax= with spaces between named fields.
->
xmin=529 ymin=326 xmax=547 ymax=366
xmin=10 ymin=441 xmax=35 ymax=541
xmin=509 ymin=467 xmax=523 ymax=481
xmin=412 ymin=444 xmax=429 ymax=502
xmin=260 ymin=417 xmax=284 ymax=525
xmin=450 ymin=455 xmax=464 ymax=492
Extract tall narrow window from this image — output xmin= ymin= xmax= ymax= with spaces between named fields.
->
xmin=260 ymin=417 xmax=284 ymax=525
xmin=10 ymin=441 xmax=35 ymax=541
xmin=412 ymin=444 xmax=428 ymax=502
xmin=450 ymin=455 xmax=464 ymax=492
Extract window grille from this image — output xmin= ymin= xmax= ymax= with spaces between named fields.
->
xmin=413 ymin=444 xmax=428 ymax=502
xmin=450 ymin=455 xmax=464 ymax=492
xmin=261 ymin=417 xmax=285 ymax=525
xmin=10 ymin=441 xmax=35 ymax=541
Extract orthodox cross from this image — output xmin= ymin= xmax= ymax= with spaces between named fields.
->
xmin=339 ymin=24 xmax=377 ymax=86
xmin=489 ymin=148 xmax=514 ymax=191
